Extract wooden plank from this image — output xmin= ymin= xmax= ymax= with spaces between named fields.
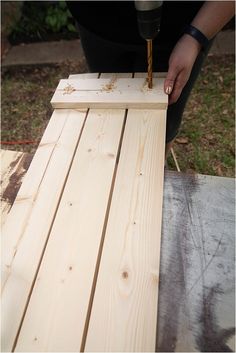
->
xmin=157 ymin=171 xmax=235 ymax=352
xmin=15 ymin=73 xmax=131 ymax=352
xmin=1 ymin=150 xmax=32 ymax=226
xmin=51 ymin=77 xmax=167 ymax=110
xmin=1 ymin=109 xmax=88 ymax=352
xmin=85 ymin=107 xmax=167 ymax=351
xmin=69 ymin=73 xmax=100 ymax=79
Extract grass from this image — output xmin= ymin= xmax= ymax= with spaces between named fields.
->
xmin=1 ymin=55 xmax=235 ymax=177
xmin=167 ymin=54 xmax=235 ymax=177
xmin=1 ymin=59 xmax=88 ymax=153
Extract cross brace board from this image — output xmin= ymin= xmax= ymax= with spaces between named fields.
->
xmin=51 ymin=77 xmax=168 ymax=110
xmin=2 ymin=73 xmax=167 ymax=352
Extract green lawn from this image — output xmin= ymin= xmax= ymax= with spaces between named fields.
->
xmin=167 ymin=55 xmax=235 ymax=177
xmin=1 ymin=54 xmax=235 ymax=177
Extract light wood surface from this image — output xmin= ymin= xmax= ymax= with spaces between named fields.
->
xmin=15 ymin=108 xmax=126 ymax=352
xmin=15 ymin=74 xmax=132 ymax=352
xmin=1 ymin=109 xmax=87 ymax=352
xmin=51 ymin=77 xmax=167 ymax=110
xmin=85 ymin=108 xmax=166 ymax=352
xmin=2 ymin=150 xmax=234 ymax=352
xmin=2 ymin=72 xmax=167 ymax=352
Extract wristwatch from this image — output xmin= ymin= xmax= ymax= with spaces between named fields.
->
xmin=184 ymin=24 xmax=210 ymax=51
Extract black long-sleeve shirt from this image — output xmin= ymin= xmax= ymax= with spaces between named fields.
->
xmin=67 ymin=1 xmax=204 ymax=46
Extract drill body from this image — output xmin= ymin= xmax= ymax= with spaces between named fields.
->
xmin=135 ymin=0 xmax=163 ymax=40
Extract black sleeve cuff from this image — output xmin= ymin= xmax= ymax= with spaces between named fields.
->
xmin=184 ymin=24 xmax=209 ymax=51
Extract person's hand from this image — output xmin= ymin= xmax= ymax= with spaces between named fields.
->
xmin=164 ymin=34 xmax=201 ymax=105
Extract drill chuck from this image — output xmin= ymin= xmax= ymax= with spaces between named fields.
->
xmin=135 ymin=1 xmax=163 ymax=40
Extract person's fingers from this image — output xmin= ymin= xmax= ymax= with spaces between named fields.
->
xmin=164 ymin=64 xmax=180 ymax=95
xmin=168 ymin=76 xmax=184 ymax=104
xmin=168 ymin=70 xmax=189 ymax=105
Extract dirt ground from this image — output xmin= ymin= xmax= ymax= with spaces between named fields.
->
xmin=1 ymin=54 xmax=235 ymax=177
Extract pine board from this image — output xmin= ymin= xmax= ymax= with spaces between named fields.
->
xmin=1 ymin=109 xmax=87 ymax=352
xmin=51 ymin=77 xmax=167 ymax=110
xmin=85 ymin=108 xmax=166 ymax=352
xmin=15 ymin=73 xmax=132 ymax=352
xmin=3 ymin=72 xmax=167 ymax=352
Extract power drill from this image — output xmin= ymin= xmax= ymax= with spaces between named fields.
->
xmin=135 ymin=1 xmax=163 ymax=88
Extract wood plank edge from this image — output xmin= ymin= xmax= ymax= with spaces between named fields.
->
xmin=51 ymin=102 xmax=168 ymax=110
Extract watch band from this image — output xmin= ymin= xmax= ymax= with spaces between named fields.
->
xmin=184 ymin=24 xmax=209 ymax=51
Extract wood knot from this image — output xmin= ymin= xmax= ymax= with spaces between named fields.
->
xmin=122 ymin=271 xmax=129 ymax=279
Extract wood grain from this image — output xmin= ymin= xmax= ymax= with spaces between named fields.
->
xmin=1 ymin=109 xmax=87 ymax=352
xmin=85 ymin=108 xmax=167 ymax=352
xmin=51 ymin=77 xmax=167 ymax=110
xmin=15 ymin=74 xmax=131 ymax=352
xmin=3 ymin=72 xmax=167 ymax=352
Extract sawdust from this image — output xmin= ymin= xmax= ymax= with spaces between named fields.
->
xmin=63 ymin=83 xmax=76 ymax=95
xmin=101 ymin=77 xmax=117 ymax=92
xmin=141 ymin=78 xmax=152 ymax=92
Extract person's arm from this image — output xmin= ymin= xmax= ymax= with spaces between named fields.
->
xmin=164 ymin=1 xmax=235 ymax=105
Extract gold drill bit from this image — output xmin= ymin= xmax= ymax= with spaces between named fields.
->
xmin=147 ymin=39 xmax=153 ymax=89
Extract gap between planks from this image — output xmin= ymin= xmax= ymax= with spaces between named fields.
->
xmin=14 ymin=73 xmax=131 ymax=352
xmin=84 ymin=108 xmax=166 ymax=351
xmin=69 ymin=72 xmax=167 ymax=351
xmin=1 ymin=107 xmax=90 ymax=352
xmin=5 ymin=72 xmax=168 ymax=350
xmin=78 ymin=72 xmax=133 ymax=352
